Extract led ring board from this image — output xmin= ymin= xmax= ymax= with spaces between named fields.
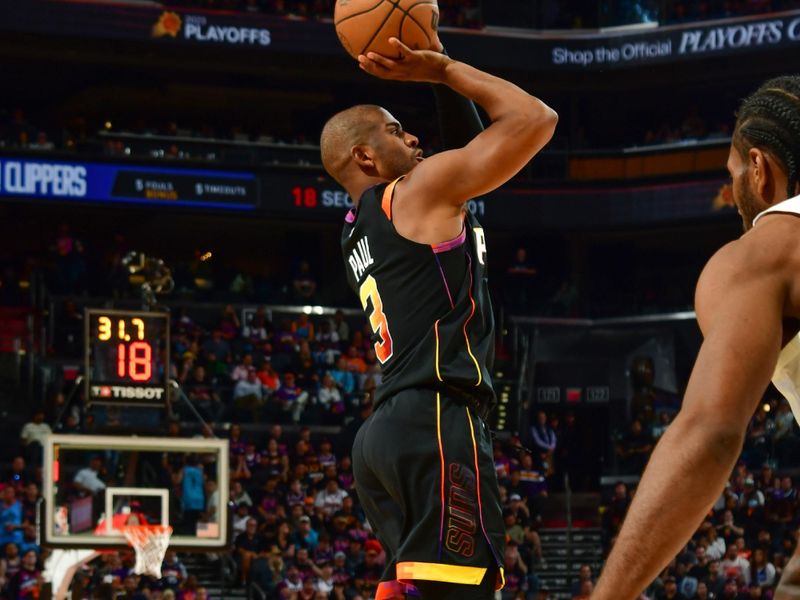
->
xmin=84 ymin=309 xmax=170 ymax=406
xmin=43 ymin=434 xmax=230 ymax=550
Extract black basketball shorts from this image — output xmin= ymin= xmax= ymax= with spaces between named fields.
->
xmin=352 ymin=388 xmax=506 ymax=596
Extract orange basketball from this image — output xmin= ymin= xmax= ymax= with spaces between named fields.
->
xmin=334 ymin=0 xmax=440 ymax=60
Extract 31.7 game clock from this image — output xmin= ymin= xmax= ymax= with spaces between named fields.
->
xmin=84 ymin=309 xmax=170 ymax=406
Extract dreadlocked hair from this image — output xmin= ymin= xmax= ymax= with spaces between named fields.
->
xmin=734 ymin=75 xmax=800 ymax=199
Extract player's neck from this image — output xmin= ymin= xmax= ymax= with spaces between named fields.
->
xmin=347 ymin=177 xmax=390 ymax=208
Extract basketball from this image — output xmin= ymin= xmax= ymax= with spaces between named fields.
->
xmin=334 ymin=0 xmax=440 ymax=60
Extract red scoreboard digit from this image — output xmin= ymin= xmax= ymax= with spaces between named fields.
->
xmin=85 ymin=309 xmax=170 ymax=406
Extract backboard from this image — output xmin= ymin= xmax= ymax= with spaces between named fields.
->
xmin=42 ymin=434 xmax=229 ymax=550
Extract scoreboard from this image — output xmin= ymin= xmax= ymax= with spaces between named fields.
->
xmin=84 ymin=309 xmax=170 ymax=406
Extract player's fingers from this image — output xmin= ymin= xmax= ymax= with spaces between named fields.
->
xmin=388 ymin=37 xmax=414 ymax=56
xmin=365 ymin=52 xmax=399 ymax=69
xmin=358 ymin=57 xmax=393 ymax=78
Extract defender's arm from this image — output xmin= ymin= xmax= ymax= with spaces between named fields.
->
xmin=592 ymin=238 xmax=785 ymax=600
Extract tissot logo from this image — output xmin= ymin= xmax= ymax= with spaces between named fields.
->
xmin=91 ymin=385 xmax=165 ymax=400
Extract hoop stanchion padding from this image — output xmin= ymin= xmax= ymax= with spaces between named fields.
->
xmin=122 ymin=525 xmax=173 ymax=578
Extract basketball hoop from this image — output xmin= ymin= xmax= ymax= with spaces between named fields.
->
xmin=122 ymin=524 xmax=173 ymax=578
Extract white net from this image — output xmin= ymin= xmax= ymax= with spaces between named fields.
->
xmin=122 ymin=525 xmax=173 ymax=579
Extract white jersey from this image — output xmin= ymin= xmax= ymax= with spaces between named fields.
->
xmin=753 ymin=194 xmax=800 ymax=425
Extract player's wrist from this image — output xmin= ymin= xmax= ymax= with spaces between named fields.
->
xmin=434 ymin=55 xmax=455 ymax=84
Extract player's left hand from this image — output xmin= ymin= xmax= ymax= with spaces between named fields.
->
xmin=358 ymin=38 xmax=452 ymax=84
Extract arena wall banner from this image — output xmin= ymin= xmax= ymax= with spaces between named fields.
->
xmin=0 ymin=156 xmax=258 ymax=210
xmin=261 ymin=172 xmax=732 ymax=228
xmin=0 ymin=154 xmax=730 ymax=226
xmin=0 ymin=1 xmax=798 ymax=71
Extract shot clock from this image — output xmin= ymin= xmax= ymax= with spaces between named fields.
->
xmin=85 ymin=309 xmax=170 ymax=406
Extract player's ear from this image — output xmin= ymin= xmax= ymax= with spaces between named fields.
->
xmin=749 ymin=147 xmax=773 ymax=204
xmin=352 ymin=145 xmax=375 ymax=169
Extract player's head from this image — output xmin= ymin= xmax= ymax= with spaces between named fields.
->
xmin=730 ymin=75 xmax=800 ymax=230
xmin=321 ymin=105 xmax=422 ymax=190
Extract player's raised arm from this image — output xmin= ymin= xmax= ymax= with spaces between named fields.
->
xmin=358 ymin=38 xmax=557 ymax=205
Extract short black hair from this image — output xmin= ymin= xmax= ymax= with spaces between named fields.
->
xmin=734 ymin=75 xmax=800 ymax=198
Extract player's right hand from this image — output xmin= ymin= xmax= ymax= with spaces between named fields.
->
xmin=358 ymin=38 xmax=452 ymax=84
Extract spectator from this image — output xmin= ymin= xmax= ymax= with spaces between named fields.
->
xmin=230 ymin=353 xmax=255 ymax=382
xmin=603 ymin=481 xmax=630 ymax=541
xmin=293 ymin=341 xmax=320 ymax=391
xmin=502 ymin=541 xmax=529 ymax=599
xmin=243 ymin=306 xmax=270 ymax=346
xmin=316 ymin=319 xmax=340 ymax=348
xmin=652 ymin=411 xmax=672 ymax=440
xmin=329 ymin=309 xmax=350 ymax=343
xmin=257 ymin=359 xmax=281 ymax=393
xmin=316 ymin=563 xmax=336 ymax=594
xmin=7 ymin=549 xmax=41 ymax=600
xmin=690 ymin=580 xmax=711 ymax=600
xmin=17 ymin=526 xmax=38 ymax=558
xmin=232 ymin=503 xmax=251 ymax=537
xmin=342 ymin=346 xmax=367 ymax=374
xmin=233 ymin=366 xmax=267 ymax=420
xmin=0 ymin=487 xmax=23 ymax=553
xmin=505 ymin=247 xmax=538 ymax=310
xmin=274 ymin=372 xmax=309 ymax=423
xmin=658 ymin=575 xmax=687 ymax=600
xmin=688 ymin=545 xmax=711 ymax=581
xmin=749 ymin=547 xmax=776 ymax=587
xmin=0 ymin=543 xmax=21 ymax=596
xmin=616 ymin=418 xmax=654 ymax=473
xmin=720 ymin=544 xmax=751 ymax=585
xmin=228 ymin=423 xmax=246 ymax=457
xmin=73 ymin=455 xmax=106 ymax=495
xmin=4 ymin=458 xmax=29 ymax=493
xmin=705 ymin=522 xmax=727 ymax=561
xmin=292 ymin=260 xmax=318 ymax=302
xmin=292 ymin=313 xmax=316 ymax=342
xmin=719 ymin=578 xmax=740 ymax=600
xmin=315 ymin=478 xmax=348 ymax=518
xmin=571 ymin=564 xmax=595 ymax=597
xmin=330 ymin=356 xmax=357 ymax=399
xmin=201 ymin=330 xmax=231 ymax=362
xmin=219 ymin=304 xmax=241 ymax=340
xmin=185 ymin=365 xmax=223 ymax=422
xmin=19 ymin=485 xmax=37 ymax=528
xmin=573 ymin=579 xmax=594 ymax=600
xmin=531 ymin=411 xmax=557 ymax=475
xmin=204 ymin=479 xmax=220 ymax=524
xmin=160 ymin=550 xmax=188 ymax=591
xmin=234 ymin=517 xmax=266 ymax=585
xmin=276 ymin=564 xmax=304 ymax=596
xmin=318 ymin=372 xmax=344 ymax=418
xmin=18 ymin=410 xmax=51 ymax=466
xmin=175 ymin=455 xmax=205 ymax=536
xmin=292 ymin=515 xmax=320 ymax=551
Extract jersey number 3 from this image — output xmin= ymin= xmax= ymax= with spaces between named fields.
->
xmin=359 ymin=274 xmax=393 ymax=364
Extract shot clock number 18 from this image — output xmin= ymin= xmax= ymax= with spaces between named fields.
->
xmin=85 ymin=309 xmax=170 ymax=406
xmin=97 ymin=315 xmax=151 ymax=380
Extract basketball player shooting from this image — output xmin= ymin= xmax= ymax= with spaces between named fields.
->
xmin=591 ymin=76 xmax=800 ymax=600
xmin=320 ymin=39 xmax=557 ymax=599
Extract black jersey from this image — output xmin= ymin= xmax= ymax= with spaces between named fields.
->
xmin=342 ymin=178 xmax=496 ymax=413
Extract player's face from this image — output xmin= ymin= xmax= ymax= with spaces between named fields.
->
xmin=369 ymin=109 xmax=423 ymax=179
xmin=727 ymin=144 xmax=765 ymax=232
